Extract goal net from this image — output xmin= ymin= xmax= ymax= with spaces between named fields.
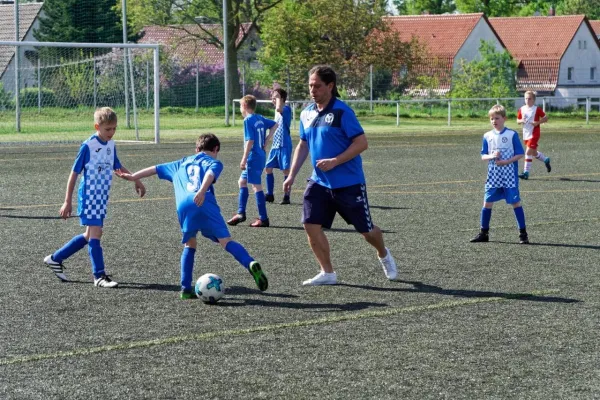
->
xmin=0 ymin=41 xmax=160 ymax=143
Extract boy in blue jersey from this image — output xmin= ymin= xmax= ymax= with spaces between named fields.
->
xmin=44 ymin=107 xmax=146 ymax=288
xmin=283 ymin=65 xmax=397 ymax=286
xmin=119 ymin=133 xmax=268 ymax=298
xmin=265 ymin=88 xmax=293 ymax=205
xmin=227 ymin=95 xmax=278 ymax=228
xmin=470 ymin=105 xmax=529 ymax=244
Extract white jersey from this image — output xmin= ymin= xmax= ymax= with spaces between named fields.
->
xmin=481 ymin=128 xmax=524 ymax=189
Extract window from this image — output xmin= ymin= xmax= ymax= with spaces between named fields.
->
xmin=584 ymin=41 xmax=587 ymax=49
xmin=578 ymin=40 xmax=588 ymax=49
xmin=568 ymin=67 xmax=574 ymax=81
xmin=591 ymin=67 xmax=596 ymax=81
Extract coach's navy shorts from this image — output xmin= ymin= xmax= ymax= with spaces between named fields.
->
xmin=302 ymin=180 xmax=374 ymax=233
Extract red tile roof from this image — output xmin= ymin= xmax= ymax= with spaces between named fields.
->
xmin=0 ymin=3 xmax=43 ymax=79
xmin=590 ymin=20 xmax=600 ymax=37
xmin=489 ymin=15 xmax=595 ymax=91
xmin=139 ymin=23 xmax=252 ymax=65
xmin=383 ymin=13 xmax=487 ymax=58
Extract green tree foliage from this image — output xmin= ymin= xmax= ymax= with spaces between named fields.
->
xmin=34 ymin=0 xmax=135 ymax=46
xmin=259 ymin=0 xmax=425 ymax=99
xmin=451 ymin=40 xmax=517 ymax=99
xmin=454 ymin=0 xmax=520 ymax=16
xmin=557 ymin=0 xmax=600 ymax=19
xmin=392 ymin=0 xmax=455 ymax=15
xmin=117 ymin=0 xmax=178 ymax=34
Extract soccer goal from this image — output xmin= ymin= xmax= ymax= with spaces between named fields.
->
xmin=0 ymin=41 xmax=160 ymax=143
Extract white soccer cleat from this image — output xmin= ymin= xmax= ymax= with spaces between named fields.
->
xmin=302 ymin=271 xmax=337 ymax=286
xmin=94 ymin=275 xmax=119 ymax=288
xmin=378 ymin=248 xmax=398 ymax=280
xmin=44 ymin=254 xmax=68 ymax=282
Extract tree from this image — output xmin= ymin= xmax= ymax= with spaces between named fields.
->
xmin=454 ymin=0 xmax=520 ymax=16
xmin=34 ymin=0 xmax=135 ymax=46
xmin=259 ymin=0 xmax=425 ymax=99
xmin=451 ymin=40 xmax=518 ymax=99
xmin=392 ymin=0 xmax=455 ymax=15
xmin=557 ymin=0 xmax=600 ymax=19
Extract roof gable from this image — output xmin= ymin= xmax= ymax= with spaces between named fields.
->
xmin=590 ymin=20 xmax=600 ymax=38
xmin=383 ymin=13 xmax=486 ymax=58
xmin=0 ymin=3 xmax=43 ymax=80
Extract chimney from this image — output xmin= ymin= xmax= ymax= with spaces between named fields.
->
xmin=548 ymin=4 xmax=555 ymax=16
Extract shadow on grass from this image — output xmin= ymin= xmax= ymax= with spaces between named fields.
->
xmin=369 ymin=205 xmax=411 ymax=210
xmin=557 ymin=177 xmax=600 ymax=183
xmin=266 ymin=225 xmax=396 ymax=234
xmin=339 ymin=280 xmax=580 ymax=304
xmin=0 ymin=214 xmax=78 ymax=220
xmin=495 ymin=240 xmax=600 ymax=250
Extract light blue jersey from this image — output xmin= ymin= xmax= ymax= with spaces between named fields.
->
xmin=481 ymin=127 xmax=524 ymax=189
xmin=156 ymin=152 xmax=230 ymax=243
xmin=271 ymin=105 xmax=292 ymax=149
xmin=299 ymin=98 xmax=365 ymax=189
xmin=73 ymin=134 xmax=122 ymax=225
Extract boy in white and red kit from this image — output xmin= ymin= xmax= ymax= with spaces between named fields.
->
xmin=517 ymin=91 xmax=550 ymax=179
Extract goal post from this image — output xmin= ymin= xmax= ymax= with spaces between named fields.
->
xmin=0 ymin=41 xmax=161 ymax=143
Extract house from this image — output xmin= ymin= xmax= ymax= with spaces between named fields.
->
xmin=383 ymin=13 xmax=505 ymax=94
xmin=590 ymin=20 xmax=600 ymax=39
xmin=489 ymin=15 xmax=600 ymax=103
xmin=138 ymin=23 xmax=260 ymax=68
xmin=0 ymin=2 xmax=44 ymax=94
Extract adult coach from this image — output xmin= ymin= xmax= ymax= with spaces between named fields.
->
xmin=283 ymin=65 xmax=397 ymax=286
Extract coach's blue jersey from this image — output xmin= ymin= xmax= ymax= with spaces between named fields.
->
xmin=73 ymin=134 xmax=122 ymax=222
xmin=299 ymin=98 xmax=365 ymax=189
xmin=481 ymin=127 xmax=524 ymax=189
xmin=244 ymin=113 xmax=276 ymax=162
xmin=156 ymin=152 xmax=224 ymax=233
xmin=271 ymin=105 xmax=292 ymax=149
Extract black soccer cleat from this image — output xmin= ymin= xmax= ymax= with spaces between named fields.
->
xmin=470 ymin=231 xmax=489 ymax=243
xmin=280 ymin=196 xmax=290 ymax=205
xmin=519 ymin=230 xmax=530 ymax=244
xmin=265 ymin=194 xmax=275 ymax=203
xmin=226 ymin=213 xmax=246 ymax=226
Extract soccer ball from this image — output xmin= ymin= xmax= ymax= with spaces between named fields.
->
xmin=194 ymin=273 xmax=225 ymax=304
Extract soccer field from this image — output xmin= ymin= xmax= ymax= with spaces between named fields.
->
xmin=1 ymin=128 xmax=599 ymax=399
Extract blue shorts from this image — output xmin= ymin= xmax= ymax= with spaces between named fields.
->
xmin=484 ymin=187 xmax=521 ymax=204
xmin=266 ymin=147 xmax=292 ymax=171
xmin=180 ymin=199 xmax=231 ymax=244
xmin=302 ymin=180 xmax=374 ymax=233
xmin=240 ymin=158 xmax=264 ymax=185
xmin=80 ymin=217 xmax=103 ymax=227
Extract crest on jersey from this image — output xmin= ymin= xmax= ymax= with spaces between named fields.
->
xmin=502 ymin=137 xmax=508 ymax=143
xmin=324 ymin=113 xmax=334 ymax=124
xmin=107 ymin=148 xmax=112 ymax=155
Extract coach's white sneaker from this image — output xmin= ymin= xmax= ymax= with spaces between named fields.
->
xmin=302 ymin=271 xmax=337 ymax=286
xmin=378 ymin=248 xmax=397 ymax=280
xmin=94 ymin=275 xmax=119 ymax=288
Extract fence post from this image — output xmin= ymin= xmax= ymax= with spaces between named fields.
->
xmin=448 ymin=100 xmax=451 ymax=126
xmin=146 ymin=59 xmax=149 ymax=111
xmin=37 ymin=57 xmax=41 ymax=113
xmin=232 ymin=99 xmax=236 ymax=126
xmin=396 ymin=102 xmax=399 ymax=126
xmin=542 ymin=97 xmax=546 ymax=113
xmin=127 ymin=48 xmax=139 ymax=140
xmin=369 ymin=64 xmax=373 ymax=114
xmin=93 ymin=57 xmax=97 ymax=109
xmin=586 ymin=97 xmax=590 ymax=125
xmin=195 ymin=59 xmax=199 ymax=113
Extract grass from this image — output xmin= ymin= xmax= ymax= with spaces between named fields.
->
xmin=0 ymin=128 xmax=599 ymax=398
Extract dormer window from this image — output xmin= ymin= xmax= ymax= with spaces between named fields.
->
xmin=568 ymin=67 xmax=574 ymax=81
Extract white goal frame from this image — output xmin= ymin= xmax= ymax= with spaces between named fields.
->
xmin=0 ymin=41 xmax=161 ymax=143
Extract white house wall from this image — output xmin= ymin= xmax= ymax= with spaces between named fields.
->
xmin=555 ymin=22 xmax=600 ymax=102
xmin=1 ymin=22 xmax=40 ymax=95
xmin=453 ymin=18 xmax=504 ymax=69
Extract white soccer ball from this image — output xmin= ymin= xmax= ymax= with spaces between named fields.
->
xmin=194 ymin=273 xmax=225 ymax=304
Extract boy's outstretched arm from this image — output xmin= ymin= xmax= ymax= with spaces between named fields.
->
xmin=116 ymin=166 xmax=147 ymax=197
xmin=117 ymin=166 xmax=157 ymax=182
xmin=59 ymin=171 xmax=79 ymax=219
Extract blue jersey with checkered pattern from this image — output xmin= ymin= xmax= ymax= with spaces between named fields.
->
xmin=73 ymin=134 xmax=122 ymax=222
xmin=271 ymin=105 xmax=292 ymax=149
xmin=481 ymin=128 xmax=524 ymax=189
xmin=155 ymin=152 xmax=224 ymax=234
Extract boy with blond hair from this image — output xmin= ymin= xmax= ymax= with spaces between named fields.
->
xmin=471 ymin=105 xmax=529 ymax=244
xmin=517 ymin=91 xmax=550 ymax=179
xmin=44 ymin=107 xmax=146 ymax=287
xmin=227 ymin=95 xmax=278 ymax=227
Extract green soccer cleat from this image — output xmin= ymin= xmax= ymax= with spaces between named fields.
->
xmin=180 ymin=290 xmax=198 ymax=300
xmin=249 ymin=261 xmax=268 ymax=291
xmin=518 ymin=171 xmax=529 ymax=180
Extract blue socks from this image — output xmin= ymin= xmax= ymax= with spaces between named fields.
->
xmin=88 ymin=239 xmax=105 ymax=279
xmin=266 ymin=173 xmax=274 ymax=196
xmin=53 ymin=234 xmax=88 ymax=263
xmin=180 ymin=247 xmax=196 ymax=291
xmin=237 ymin=187 xmax=249 ymax=214
xmin=225 ymin=241 xmax=254 ymax=269
xmin=480 ymin=208 xmax=492 ymax=230
xmin=255 ymin=191 xmax=268 ymax=221
xmin=513 ymin=206 xmax=526 ymax=230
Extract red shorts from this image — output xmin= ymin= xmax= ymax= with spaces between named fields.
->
xmin=524 ymin=132 xmax=540 ymax=149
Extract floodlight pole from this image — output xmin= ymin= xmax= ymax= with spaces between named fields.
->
xmin=223 ymin=0 xmax=230 ymax=126
xmin=122 ymin=0 xmax=130 ymax=128
xmin=14 ymin=0 xmax=21 ymax=132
